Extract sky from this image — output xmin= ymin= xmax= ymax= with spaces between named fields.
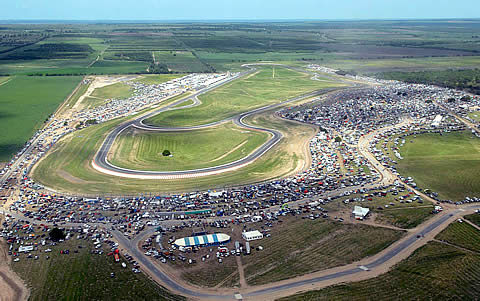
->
xmin=1 ymin=0 xmax=479 ymax=21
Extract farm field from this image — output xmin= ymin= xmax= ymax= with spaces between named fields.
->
xmin=0 ymin=75 xmax=81 ymax=162
xmin=11 ymin=232 xmax=183 ymax=301
xmin=1 ymin=20 xmax=480 ymax=76
xmin=110 ymin=122 xmax=269 ymax=171
xmin=280 ymin=241 xmax=480 ymax=301
xmin=145 ymin=66 xmax=342 ymax=127
xmin=396 ymin=130 xmax=480 ymax=201
xmin=435 ymin=220 xmax=480 ymax=252
xmin=31 ymin=92 xmax=318 ymax=194
xmin=154 ymin=51 xmax=208 ymax=73
xmin=465 ymin=213 xmax=480 ymax=227
xmin=243 ymin=218 xmax=404 ymax=285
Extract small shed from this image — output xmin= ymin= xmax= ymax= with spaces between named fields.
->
xmin=242 ymin=230 xmax=264 ymax=241
xmin=353 ymin=206 xmax=370 ymax=220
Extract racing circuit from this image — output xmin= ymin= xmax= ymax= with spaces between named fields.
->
xmin=92 ymin=65 xmax=333 ymax=179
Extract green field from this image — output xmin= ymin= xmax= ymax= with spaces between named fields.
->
xmin=0 ymin=76 xmax=81 ymax=162
xmin=243 ymin=218 xmax=403 ymax=285
xmin=90 ymin=82 xmax=133 ymax=100
xmin=280 ymin=242 xmax=480 ymax=300
xmin=110 ymin=122 xmax=269 ymax=171
xmin=11 ymin=232 xmax=183 ymax=301
xmin=145 ymin=66 xmax=342 ymax=127
xmin=397 ymin=131 xmax=480 ymax=200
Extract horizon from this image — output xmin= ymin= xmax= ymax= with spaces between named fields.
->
xmin=2 ymin=17 xmax=480 ymax=24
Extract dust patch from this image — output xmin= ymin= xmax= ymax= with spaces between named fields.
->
xmin=0 ymin=235 xmax=29 ymax=301
xmin=57 ymin=170 xmax=93 ymax=185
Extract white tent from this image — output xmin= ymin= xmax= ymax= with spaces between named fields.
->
xmin=242 ymin=230 xmax=264 ymax=241
xmin=353 ymin=206 xmax=370 ymax=220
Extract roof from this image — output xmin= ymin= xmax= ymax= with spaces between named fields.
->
xmin=242 ymin=230 xmax=263 ymax=239
xmin=174 ymin=233 xmax=230 ymax=247
xmin=353 ymin=206 xmax=370 ymax=217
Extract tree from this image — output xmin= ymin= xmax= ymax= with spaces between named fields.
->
xmin=162 ymin=150 xmax=171 ymax=156
xmin=334 ymin=136 xmax=342 ymax=142
xmin=49 ymin=228 xmax=66 ymax=241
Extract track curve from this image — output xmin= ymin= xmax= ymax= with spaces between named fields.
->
xmin=92 ymin=64 xmax=329 ymax=179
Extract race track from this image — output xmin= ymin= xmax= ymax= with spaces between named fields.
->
xmin=92 ymin=64 xmax=329 ymax=179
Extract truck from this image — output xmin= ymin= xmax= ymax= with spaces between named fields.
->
xmin=235 ymin=241 xmax=240 ymax=256
xmin=245 ymin=242 xmax=251 ymax=255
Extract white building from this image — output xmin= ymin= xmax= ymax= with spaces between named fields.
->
xmin=352 ymin=206 xmax=370 ymax=220
xmin=242 ymin=230 xmax=264 ymax=241
xmin=431 ymin=114 xmax=443 ymax=127
xmin=18 ymin=245 xmax=34 ymax=253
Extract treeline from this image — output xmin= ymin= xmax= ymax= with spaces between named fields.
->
xmin=380 ymin=69 xmax=480 ymax=95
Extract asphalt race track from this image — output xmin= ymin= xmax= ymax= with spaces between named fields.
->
xmin=92 ymin=64 xmax=329 ymax=179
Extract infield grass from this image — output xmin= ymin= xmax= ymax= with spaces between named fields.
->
xmin=109 ymin=122 xmax=269 ymax=171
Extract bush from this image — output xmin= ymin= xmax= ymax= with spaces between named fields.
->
xmin=162 ymin=150 xmax=171 ymax=156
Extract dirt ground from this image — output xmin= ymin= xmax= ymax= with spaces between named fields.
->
xmin=0 ymin=217 xmax=29 ymax=301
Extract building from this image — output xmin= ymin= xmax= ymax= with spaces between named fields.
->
xmin=18 ymin=245 xmax=34 ymax=253
xmin=431 ymin=114 xmax=443 ymax=127
xmin=174 ymin=233 xmax=230 ymax=247
xmin=242 ymin=230 xmax=264 ymax=241
xmin=353 ymin=206 xmax=370 ymax=220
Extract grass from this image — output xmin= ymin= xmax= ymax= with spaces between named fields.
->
xmin=11 ymin=232 xmax=183 ymax=300
xmin=436 ymin=220 xmax=480 ymax=252
xmin=0 ymin=75 xmax=81 ymax=162
xmin=468 ymin=111 xmax=480 ymax=122
xmin=145 ymin=66 xmax=343 ymax=127
xmin=324 ymin=190 xmax=434 ymax=229
xmin=110 ymin=121 xmax=269 ymax=171
xmin=181 ymin=256 xmax=239 ymax=288
xmin=133 ymin=73 xmax=185 ymax=85
xmin=396 ymin=130 xmax=480 ymax=201
xmin=90 ymin=82 xmax=133 ymax=100
xmin=279 ymin=242 xmax=480 ymax=300
xmin=375 ymin=207 xmax=434 ymax=229
xmin=243 ymin=218 xmax=404 ymax=285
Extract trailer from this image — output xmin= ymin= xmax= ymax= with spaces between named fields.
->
xmin=245 ymin=242 xmax=251 ymax=255
xmin=235 ymin=241 xmax=240 ymax=256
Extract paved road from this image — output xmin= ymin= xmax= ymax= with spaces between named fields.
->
xmin=110 ymin=204 xmax=480 ymax=300
xmin=92 ymin=64 xmax=334 ymax=179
